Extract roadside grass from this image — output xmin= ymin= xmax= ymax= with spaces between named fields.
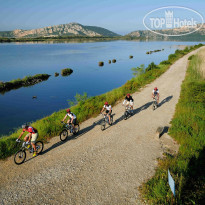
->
xmin=0 ymin=44 xmax=203 ymax=159
xmin=140 ymin=48 xmax=205 ymax=204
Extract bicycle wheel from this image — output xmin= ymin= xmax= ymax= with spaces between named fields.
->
xmin=101 ymin=121 xmax=106 ymax=131
xmin=35 ymin=141 xmax=44 ymax=154
xmin=14 ymin=150 xmax=26 ymax=165
xmin=152 ymin=103 xmax=155 ymax=111
xmin=60 ymin=129 xmax=68 ymax=141
xmin=124 ymin=111 xmax=128 ymax=120
xmin=110 ymin=115 xmax=113 ymax=125
xmin=73 ymin=124 xmax=80 ymax=135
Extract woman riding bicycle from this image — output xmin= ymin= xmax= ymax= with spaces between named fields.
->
xmin=152 ymin=87 xmax=160 ymax=105
xmin=61 ymin=108 xmax=77 ymax=133
xmin=101 ymin=102 xmax=112 ymax=125
xmin=123 ymin=93 xmax=134 ymax=112
xmin=16 ymin=124 xmax=38 ymax=157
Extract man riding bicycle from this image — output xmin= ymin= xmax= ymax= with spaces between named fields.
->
xmin=123 ymin=93 xmax=134 ymax=112
xmin=101 ymin=102 xmax=112 ymax=125
xmin=16 ymin=124 xmax=38 ymax=157
xmin=152 ymin=87 xmax=159 ymax=105
xmin=62 ymin=108 xmax=77 ymax=133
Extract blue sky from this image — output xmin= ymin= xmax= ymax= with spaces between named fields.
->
xmin=0 ymin=0 xmax=204 ymax=34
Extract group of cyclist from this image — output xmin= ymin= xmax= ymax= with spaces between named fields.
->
xmin=16 ymin=87 xmax=159 ymax=157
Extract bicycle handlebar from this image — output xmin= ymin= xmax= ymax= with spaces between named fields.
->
xmin=61 ymin=121 xmax=71 ymax=125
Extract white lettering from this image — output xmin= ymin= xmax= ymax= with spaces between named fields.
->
xmin=174 ymin=18 xmax=180 ymax=28
xmin=154 ymin=18 xmax=161 ymax=28
xmin=180 ymin=21 xmax=185 ymax=27
xmin=143 ymin=6 xmax=204 ymax=36
xmin=160 ymin=18 xmax=165 ymax=27
xmin=150 ymin=18 xmax=155 ymax=28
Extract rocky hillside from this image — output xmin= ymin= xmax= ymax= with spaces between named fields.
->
xmin=0 ymin=23 xmax=120 ymax=38
xmin=126 ymin=24 xmax=205 ymax=40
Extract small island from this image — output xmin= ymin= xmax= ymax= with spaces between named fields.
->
xmin=98 ymin=61 xmax=104 ymax=66
xmin=146 ymin=49 xmax=164 ymax=54
xmin=61 ymin=68 xmax=73 ymax=76
xmin=0 ymin=74 xmax=50 ymax=93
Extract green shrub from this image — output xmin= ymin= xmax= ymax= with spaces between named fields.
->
xmin=175 ymin=49 xmax=185 ymax=55
xmin=145 ymin=62 xmax=159 ymax=72
xmin=168 ymin=54 xmax=177 ymax=61
xmin=160 ymin=60 xmax=171 ymax=65
xmin=188 ymin=55 xmax=195 ymax=60
xmin=131 ymin=64 xmax=145 ymax=76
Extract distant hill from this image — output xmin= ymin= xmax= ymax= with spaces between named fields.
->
xmin=0 ymin=23 xmax=120 ymax=38
xmin=126 ymin=24 xmax=205 ymax=41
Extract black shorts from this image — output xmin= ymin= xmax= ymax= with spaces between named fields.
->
xmin=106 ymin=110 xmax=112 ymax=115
xmin=69 ymin=118 xmax=77 ymax=125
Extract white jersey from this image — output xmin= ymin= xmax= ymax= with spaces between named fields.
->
xmin=152 ymin=89 xmax=159 ymax=95
xmin=103 ymin=105 xmax=112 ymax=111
xmin=66 ymin=112 xmax=76 ymax=119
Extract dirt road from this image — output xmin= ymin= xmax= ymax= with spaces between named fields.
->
xmin=0 ymin=47 xmax=203 ymax=205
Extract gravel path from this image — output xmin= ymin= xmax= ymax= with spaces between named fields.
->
xmin=0 ymin=47 xmax=203 ymax=205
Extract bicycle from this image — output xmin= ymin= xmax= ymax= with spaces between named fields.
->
xmin=123 ymin=105 xmax=133 ymax=120
xmin=152 ymin=96 xmax=158 ymax=110
xmin=59 ymin=121 xmax=80 ymax=141
xmin=14 ymin=140 xmax=44 ymax=165
xmin=101 ymin=113 xmax=113 ymax=131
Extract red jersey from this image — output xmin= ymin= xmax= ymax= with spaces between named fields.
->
xmin=23 ymin=126 xmax=37 ymax=134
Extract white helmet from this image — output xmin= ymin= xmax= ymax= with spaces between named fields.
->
xmin=22 ymin=123 xmax=28 ymax=129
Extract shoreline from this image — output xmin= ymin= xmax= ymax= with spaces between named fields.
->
xmin=0 ymin=36 xmax=205 ymax=44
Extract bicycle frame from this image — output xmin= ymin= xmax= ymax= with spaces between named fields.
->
xmin=61 ymin=122 xmax=73 ymax=133
xmin=126 ymin=105 xmax=132 ymax=111
xmin=16 ymin=141 xmax=34 ymax=153
xmin=153 ymin=97 xmax=158 ymax=105
xmin=124 ymin=104 xmax=133 ymax=114
xmin=102 ymin=113 xmax=110 ymax=124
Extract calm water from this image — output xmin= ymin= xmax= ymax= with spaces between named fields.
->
xmin=0 ymin=40 xmax=202 ymax=136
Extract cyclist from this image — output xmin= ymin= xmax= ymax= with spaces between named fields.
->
xmin=152 ymin=87 xmax=159 ymax=105
xmin=16 ymin=124 xmax=38 ymax=157
xmin=62 ymin=108 xmax=77 ymax=133
xmin=101 ymin=102 xmax=112 ymax=125
xmin=123 ymin=93 xmax=134 ymax=112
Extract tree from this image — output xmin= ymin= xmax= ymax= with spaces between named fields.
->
xmin=131 ymin=64 xmax=145 ymax=77
xmin=68 ymin=92 xmax=88 ymax=106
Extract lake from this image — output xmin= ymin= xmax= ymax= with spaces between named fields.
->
xmin=0 ymin=40 xmax=201 ymax=136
